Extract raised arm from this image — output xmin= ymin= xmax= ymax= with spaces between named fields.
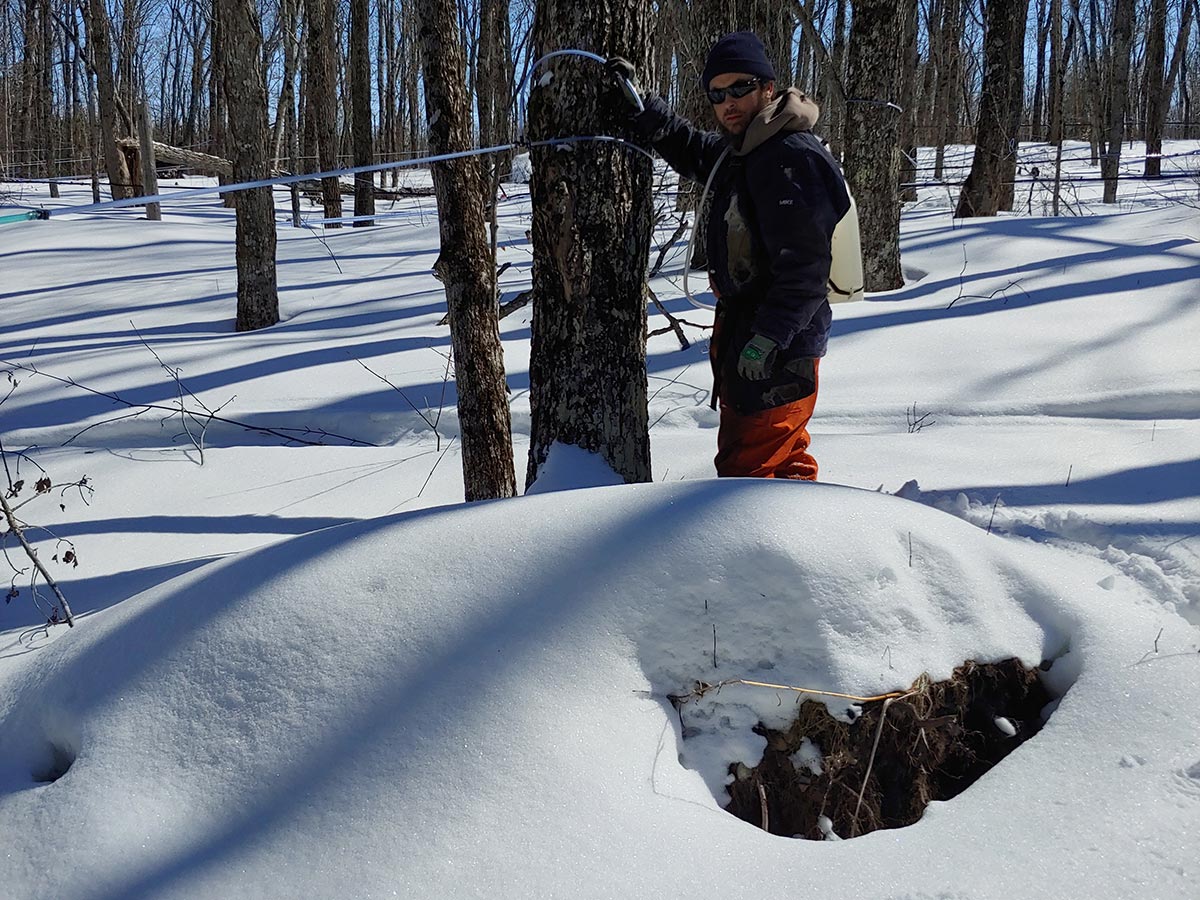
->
xmin=631 ymin=97 xmax=728 ymax=185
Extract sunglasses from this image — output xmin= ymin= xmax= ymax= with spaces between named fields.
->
xmin=706 ymin=78 xmax=760 ymax=105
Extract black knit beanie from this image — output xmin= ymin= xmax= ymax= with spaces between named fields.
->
xmin=701 ymin=32 xmax=776 ymax=87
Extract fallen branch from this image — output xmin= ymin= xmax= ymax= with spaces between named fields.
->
xmin=647 ymin=287 xmax=690 ymax=350
xmin=498 ymin=289 xmax=532 ymax=320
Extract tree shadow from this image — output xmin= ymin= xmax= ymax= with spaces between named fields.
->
xmin=2 ymin=484 xmax=731 ymax=898
xmin=929 ymin=457 xmax=1200 ymax=508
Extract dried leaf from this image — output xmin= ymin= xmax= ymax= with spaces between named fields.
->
xmin=35 ymin=477 xmax=52 ymax=494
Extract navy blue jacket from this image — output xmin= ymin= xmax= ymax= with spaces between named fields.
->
xmin=634 ymin=90 xmax=850 ymax=412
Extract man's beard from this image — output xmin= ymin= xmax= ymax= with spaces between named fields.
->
xmin=717 ymin=122 xmax=747 ymax=148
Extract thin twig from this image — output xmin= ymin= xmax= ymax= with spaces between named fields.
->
xmin=405 ymin=436 xmax=457 ymax=506
xmin=3 ymin=359 xmax=373 ymax=448
xmin=648 ymin=216 xmax=690 ymax=278
xmin=851 ymin=690 xmax=917 ymax=837
xmin=350 ymin=355 xmax=443 ymax=448
xmin=672 ymin=678 xmax=907 ymax=707
xmin=986 ymin=495 xmax=1001 ymax=535
xmin=132 ymin=324 xmax=211 ymax=463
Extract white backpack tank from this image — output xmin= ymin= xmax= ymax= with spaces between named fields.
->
xmin=828 ymin=191 xmax=864 ymax=304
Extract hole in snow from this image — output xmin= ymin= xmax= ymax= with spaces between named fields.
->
xmin=723 ymin=657 xmax=1055 ymax=840
xmin=31 ymin=743 xmax=76 ymax=784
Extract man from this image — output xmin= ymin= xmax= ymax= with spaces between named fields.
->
xmin=608 ymin=32 xmax=854 ymax=481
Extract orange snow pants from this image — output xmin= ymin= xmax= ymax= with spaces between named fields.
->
xmin=714 ymin=359 xmax=820 ymax=481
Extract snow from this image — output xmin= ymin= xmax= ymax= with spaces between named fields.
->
xmin=1 ymin=140 xmax=1199 ymax=899
xmin=525 ymin=441 xmax=624 ymax=493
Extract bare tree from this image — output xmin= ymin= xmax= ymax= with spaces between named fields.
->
xmin=1100 ymin=0 xmax=1135 ymax=203
xmin=897 ymin=0 xmax=920 ymax=203
xmin=306 ymin=0 xmax=342 ymax=225
xmin=415 ymin=0 xmax=517 ymax=501
xmin=842 ymin=0 xmax=904 ymax=289
xmin=1066 ymin=0 xmax=1105 ymax=164
xmin=955 ymin=0 xmax=1031 ymax=218
xmin=350 ymin=0 xmax=375 ymax=223
xmin=525 ymin=0 xmax=655 ymax=488
xmin=217 ymin=0 xmax=280 ymax=331
xmin=931 ymin=0 xmax=964 ymax=180
xmin=85 ymin=0 xmax=135 ymax=198
xmin=1140 ymin=0 xmax=1190 ymax=178
xmin=1030 ymin=0 xmax=1049 ymax=140
xmin=1047 ymin=0 xmax=1064 ymax=144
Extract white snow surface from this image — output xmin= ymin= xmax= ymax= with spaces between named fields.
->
xmin=1 ymin=141 xmax=1199 ymax=898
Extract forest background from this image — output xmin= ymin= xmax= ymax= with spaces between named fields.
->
xmin=3 ymin=0 xmax=1198 ymax=499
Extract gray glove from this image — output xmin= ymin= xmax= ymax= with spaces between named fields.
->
xmin=604 ymin=56 xmax=644 ymax=114
xmin=737 ymin=334 xmax=778 ymax=381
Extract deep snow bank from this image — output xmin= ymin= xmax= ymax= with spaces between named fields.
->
xmin=0 ymin=480 xmax=1197 ymax=899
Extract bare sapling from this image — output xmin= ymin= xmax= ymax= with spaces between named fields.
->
xmin=0 ymin=445 xmax=87 ymax=630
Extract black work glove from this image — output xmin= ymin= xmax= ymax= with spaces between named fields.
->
xmin=603 ymin=56 xmax=645 ymax=115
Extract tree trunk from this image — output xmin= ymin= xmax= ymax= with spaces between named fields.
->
xmin=38 ymin=0 xmax=58 ymax=196
xmin=1066 ymin=0 xmax=1104 ymax=165
xmin=85 ymin=0 xmax=135 ymax=199
xmin=350 ymin=0 xmax=375 ymax=223
xmin=273 ymin=0 xmax=301 ymax=170
xmin=1162 ymin=0 xmax=1196 ymax=141
xmin=211 ymin=8 xmax=237 ymax=207
xmin=1142 ymin=0 xmax=1168 ymax=178
xmin=842 ymin=0 xmax=904 ymax=290
xmin=526 ymin=0 xmax=654 ymax=489
xmin=1101 ymin=0 xmax=1134 ymax=203
xmin=932 ymin=0 xmax=963 ymax=180
xmin=136 ymin=98 xmax=160 ymax=219
xmin=405 ymin=11 xmax=421 ymax=154
xmin=829 ymin=0 xmax=849 ymax=158
xmin=377 ymin=0 xmax=391 ymax=180
xmin=954 ymin=0 xmax=1030 ymax=218
xmin=1030 ymin=0 xmax=1048 ymax=141
xmin=792 ymin=0 xmax=848 ymax=156
xmin=306 ymin=0 xmax=342 ymax=225
xmin=216 ymin=0 xmax=280 ymax=332
xmin=897 ymin=0 xmax=920 ymax=203
xmin=415 ymin=0 xmax=516 ymax=502
xmin=1047 ymin=0 xmax=1063 ymax=144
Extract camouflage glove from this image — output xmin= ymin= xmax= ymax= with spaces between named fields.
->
xmin=737 ymin=334 xmax=778 ymax=381
xmin=603 ymin=56 xmax=644 ymax=115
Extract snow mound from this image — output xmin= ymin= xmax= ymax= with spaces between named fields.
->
xmin=1 ymin=480 xmax=1197 ymax=899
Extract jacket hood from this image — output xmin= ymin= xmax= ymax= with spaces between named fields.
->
xmin=733 ymin=87 xmax=820 ymax=156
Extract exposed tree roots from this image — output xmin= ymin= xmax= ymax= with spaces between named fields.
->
xmin=724 ymin=658 xmax=1053 ymax=840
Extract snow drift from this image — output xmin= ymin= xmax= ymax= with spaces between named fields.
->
xmin=1 ymin=479 xmax=1196 ymax=899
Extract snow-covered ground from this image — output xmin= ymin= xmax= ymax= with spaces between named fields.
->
xmin=1 ymin=140 xmax=1198 ymax=899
